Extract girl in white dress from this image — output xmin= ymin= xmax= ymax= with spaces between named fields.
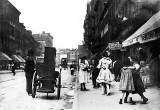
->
xmin=96 ymin=57 xmax=113 ymax=95
xmin=79 ymin=57 xmax=89 ymax=91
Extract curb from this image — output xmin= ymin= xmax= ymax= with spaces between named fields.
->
xmin=72 ymin=71 xmax=79 ymax=110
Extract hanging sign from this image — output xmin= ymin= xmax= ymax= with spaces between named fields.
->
xmin=108 ymin=42 xmax=121 ymax=50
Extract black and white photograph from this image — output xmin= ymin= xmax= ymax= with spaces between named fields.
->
xmin=0 ymin=0 xmax=160 ymax=110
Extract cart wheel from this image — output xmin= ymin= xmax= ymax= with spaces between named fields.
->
xmin=32 ymin=71 xmax=37 ymax=98
xmin=57 ymin=73 xmax=61 ymax=99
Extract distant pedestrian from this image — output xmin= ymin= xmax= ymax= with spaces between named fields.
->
xmin=119 ymin=58 xmax=136 ymax=104
xmin=70 ymin=63 xmax=75 ymax=75
xmin=79 ymin=56 xmax=89 ymax=91
xmin=12 ymin=61 xmax=16 ymax=76
xmin=113 ymin=59 xmax=122 ymax=82
xmin=92 ymin=59 xmax=100 ymax=88
xmin=59 ymin=64 xmax=62 ymax=73
xmin=96 ymin=57 xmax=113 ymax=95
xmin=140 ymin=61 xmax=150 ymax=89
xmin=24 ymin=49 xmax=35 ymax=96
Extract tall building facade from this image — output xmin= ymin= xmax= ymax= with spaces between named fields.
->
xmin=33 ymin=31 xmax=53 ymax=57
xmin=83 ymin=0 xmax=153 ymax=56
xmin=0 ymin=0 xmax=39 ymax=58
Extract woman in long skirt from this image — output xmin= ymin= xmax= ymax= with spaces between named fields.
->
xmin=96 ymin=57 xmax=113 ymax=95
xmin=119 ymin=58 xmax=136 ymax=104
xmin=125 ymin=56 xmax=148 ymax=104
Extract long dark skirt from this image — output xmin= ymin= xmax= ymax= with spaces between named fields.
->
xmin=92 ymin=68 xmax=100 ymax=87
xmin=132 ymin=73 xmax=145 ymax=94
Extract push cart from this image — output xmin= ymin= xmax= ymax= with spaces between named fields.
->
xmin=32 ymin=47 xmax=61 ymax=99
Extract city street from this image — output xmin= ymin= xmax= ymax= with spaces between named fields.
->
xmin=0 ymin=68 xmax=76 ymax=110
xmin=73 ymin=73 xmax=160 ymax=110
xmin=2 ymin=0 xmax=160 ymax=110
xmin=1 ymin=69 xmax=160 ymax=110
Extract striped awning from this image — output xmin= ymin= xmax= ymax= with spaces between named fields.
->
xmin=0 ymin=52 xmax=12 ymax=61
xmin=17 ymin=55 xmax=25 ymax=62
xmin=12 ymin=54 xmax=23 ymax=62
xmin=122 ymin=11 xmax=160 ymax=47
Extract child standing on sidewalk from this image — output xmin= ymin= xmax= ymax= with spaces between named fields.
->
xmin=119 ymin=58 xmax=136 ymax=104
xmin=79 ymin=56 xmax=89 ymax=91
xmin=96 ymin=57 xmax=113 ymax=95
xmin=140 ymin=61 xmax=150 ymax=89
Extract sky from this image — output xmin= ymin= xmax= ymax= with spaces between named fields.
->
xmin=8 ymin=0 xmax=90 ymax=49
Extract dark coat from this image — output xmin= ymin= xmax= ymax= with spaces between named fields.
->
xmin=132 ymin=65 xmax=145 ymax=94
xmin=25 ymin=56 xmax=35 ymax=77
xmin=113 ymin=61 xmax=122 ymax=75
xmin=25 ymin=56 xmax=35 ymax=94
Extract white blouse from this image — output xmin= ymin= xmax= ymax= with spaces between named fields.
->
xmin=97 ymin=57 xmax=112 ymax=69
xmin=79 ymin=59 xmax=89 ymax=70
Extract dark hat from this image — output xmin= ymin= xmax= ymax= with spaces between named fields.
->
xmin=28 ymin=49 xmax=34 ymax=56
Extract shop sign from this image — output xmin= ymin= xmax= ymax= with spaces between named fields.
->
xmin=139 ymin=31 xmax=158 ymax=43
xmin=122 ymin=30 xmax=160 ymax=47
xmin=122 ymin=37 xmax=139 ymax=47
xmin=108 ymin=42 xmax=121 ymax=50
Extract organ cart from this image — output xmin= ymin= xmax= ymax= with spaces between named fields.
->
xmin=32 ymin=47 xmax=61 ymax=99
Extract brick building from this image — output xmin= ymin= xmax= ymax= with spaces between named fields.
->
xmin=32 ymin=31 xmax=53 ymax=57
xmin=0 ymin=0 xmax=40 ymax=69
xmin=84 ymin=0 xmax=160 ymax=62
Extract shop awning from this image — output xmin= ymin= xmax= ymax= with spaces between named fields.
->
xmin=17 ymin=55 xmax=25 ymax=62
xmin=0 ymin=52 xmax=12 ymax=61
xmin=12 ymin=55 xmax=23 ymax=62
xmin=122 ymin=11 xmax=160 ymax=47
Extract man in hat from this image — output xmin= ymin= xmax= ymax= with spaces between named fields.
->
xmin=24 ymin=49 xmax=35 ymax=96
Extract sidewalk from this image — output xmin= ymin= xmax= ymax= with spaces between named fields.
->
xmin=73 ymin=75 xmax=160 ymax=110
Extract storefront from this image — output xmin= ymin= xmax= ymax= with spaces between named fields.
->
xmin=122 ymin=11 xmax=160 ymax=86
xmin=0 ymin=52 xmax=12 ymax=70
xmin=12 ymin=54 xmax=23 ymax=69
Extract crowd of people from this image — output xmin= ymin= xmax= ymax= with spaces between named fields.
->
xmin=78 ymin=50 xmax=149 ymax=105
xmin=23 ymin=48 xmax=150 ymax=105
